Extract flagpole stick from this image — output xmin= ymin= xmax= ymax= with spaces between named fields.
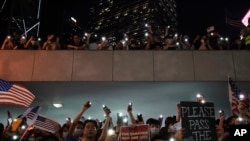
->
xmin=19 ymin=125 xmax=31 ymax=141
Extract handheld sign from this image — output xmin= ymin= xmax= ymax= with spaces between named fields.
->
xmin=180 ymin=101 xmax=217 ymax=141
xmin=120 ymin=124 xmax=150 ymax=141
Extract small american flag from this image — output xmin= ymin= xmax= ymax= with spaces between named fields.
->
xmin=33 ymin=114 xmax=59 ymax=133
xmin=0 ymin=79 xmax=35 ymax=107
xmin=228 ymin=77 xmax=250 ymax=121
xmin=22 ymin=105 xmax=41 ymax=120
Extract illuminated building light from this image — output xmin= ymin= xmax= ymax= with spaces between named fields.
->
xmin=70 ymin=17 xmax=77 ymax=23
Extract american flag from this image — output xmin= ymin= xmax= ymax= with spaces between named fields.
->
xmin=0 ymin=79 xmax=35 ymax=107
xmin=22 ymin=105 xmax=41 ymax=120
xmin=33 ymin=114 xmax=59 ymax=133
xmin=228 ymin=77 xmax=250 ymax=121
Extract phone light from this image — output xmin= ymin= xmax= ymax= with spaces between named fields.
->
xmin=119 ymin=113 xmax=123 ymax=117
xmin=108 ymin=128 xmax=115 ymax=136
xmin=238 ymin=116 xmax=243 ymax=122
xmin=12 ymin=135 xmax=18 ymax=140
xmin=201 ymin=99 xmax=206 ymax=104
xmin=196 ymin=93 xmax=202 ymax=98
xmin=21 ymin=125 xmax=26 ymax=130
xmin=239 ymin=94 xmax=245 ymax=100
xmin=123 ymin=118 xmax=128 ymax=123
xmin=169 ymin=137 xmax=175 ymax=141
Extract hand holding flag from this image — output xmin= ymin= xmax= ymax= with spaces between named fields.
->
xmin=228 ymin=77 xmax=250 ymax=122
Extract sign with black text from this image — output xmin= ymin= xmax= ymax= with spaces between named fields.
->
xmin=180 ymin=101 xmax=217 ymax=141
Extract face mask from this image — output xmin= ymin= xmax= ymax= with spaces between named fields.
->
xmin=74 ymin=129 xmax=83 ymax=139
xmin=150 ymin=128 xmax=159 ymax=137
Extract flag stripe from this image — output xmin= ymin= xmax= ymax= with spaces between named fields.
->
xmin=0 ymin=92 xmax=30 ymax=104
xmin=10 ymin=85 xmax=35 ymax=101
xmin=0 ymin=95 xmax=29 ymax=107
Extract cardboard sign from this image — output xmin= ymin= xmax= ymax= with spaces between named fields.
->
xmin=180 ymin=101 xmax=217 ymax=141
xmin=120 ymin=124 xmax=150 ymax=141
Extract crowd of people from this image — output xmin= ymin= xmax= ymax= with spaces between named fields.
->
xmin=1 ymin=18 xmax=250 ymax=51
xmin=0 ymin=97 xmax=249 ymax=141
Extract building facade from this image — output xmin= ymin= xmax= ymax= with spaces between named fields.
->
xmin=89 ymin=0 xmax=178 ymax=43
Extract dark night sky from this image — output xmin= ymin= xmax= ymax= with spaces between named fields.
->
xmin=177 ymin=0 xmax=249 ymax=38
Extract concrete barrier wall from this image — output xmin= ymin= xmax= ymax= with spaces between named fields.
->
xmin=0 ymin=50 xmax=249 ymax=81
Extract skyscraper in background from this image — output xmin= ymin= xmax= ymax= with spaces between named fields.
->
xmin=88 ymin=0 xmax=178 ymax=43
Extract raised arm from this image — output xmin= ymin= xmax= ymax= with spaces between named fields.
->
xmin=68 ymin=101 xmax=91 ymax=136
xmin=98 ymin=106 xmax=112 ymax=141
xmin=127 ymin=103 xmax=136 ymax=125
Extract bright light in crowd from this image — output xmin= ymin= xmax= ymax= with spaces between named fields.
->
xmin=210 ymin=32 xmax=214 ymax=36
xmin=53 ymin=103 xmax=63 ymax=108
xmin=196 ymin=93 xmax=202 ymax=98
xmin=242 ymin=8 xmax=250 ymax=26
xmin=21 ymin=125 xmax=26 ymax=130
xmin=125 ymin=37 xmax=128 ymax=41
xmin=21 ymin=36 xmax=26 ymax=39
xmin=145 ymin=23 xmax=148 ymax=27
xmin=167 ymin=25 xmax=170 ymax=28
xmin=169 ymin=137 xmax=175 ymax=141
xmin=12 ymin=135 xmax=18 ymax=140
xmin=119 ymin=113 xmax=123 ymax=116
xmin=102 ymin=37 xmax=106 ymax=41
xmin=176 ymin=42 xmax=180 ymax=46
xmin=70 ymin=17 xmax=77 ymax=23
xmin=121 ymin=40 xmax=125 ymax=44
xmin=159 ymin=115 xmax=163 ymax=118
xmin=84 ymin=33 xmax=88 ymax=36
xmin=108 ymin=128 xmax=115 ymax=136
xmin=225 ymin=37 xmax=229 ymax=41
xmin=239 ymin=94 xmax=245 ymax=100
xmin=220 ymin=37 xmax=224 ymax=41
xmin=145 ymin=33 xmax=148 ymax=37
xmin=123 ymin=118 xmax=128 ymax=123
xmin=201 ymin=99 xmax=206 ymax=104
xmin=38 ymin=37 xmax=41 ymax=41
xmin=238 ymin=117 xmax=243 ymax=122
